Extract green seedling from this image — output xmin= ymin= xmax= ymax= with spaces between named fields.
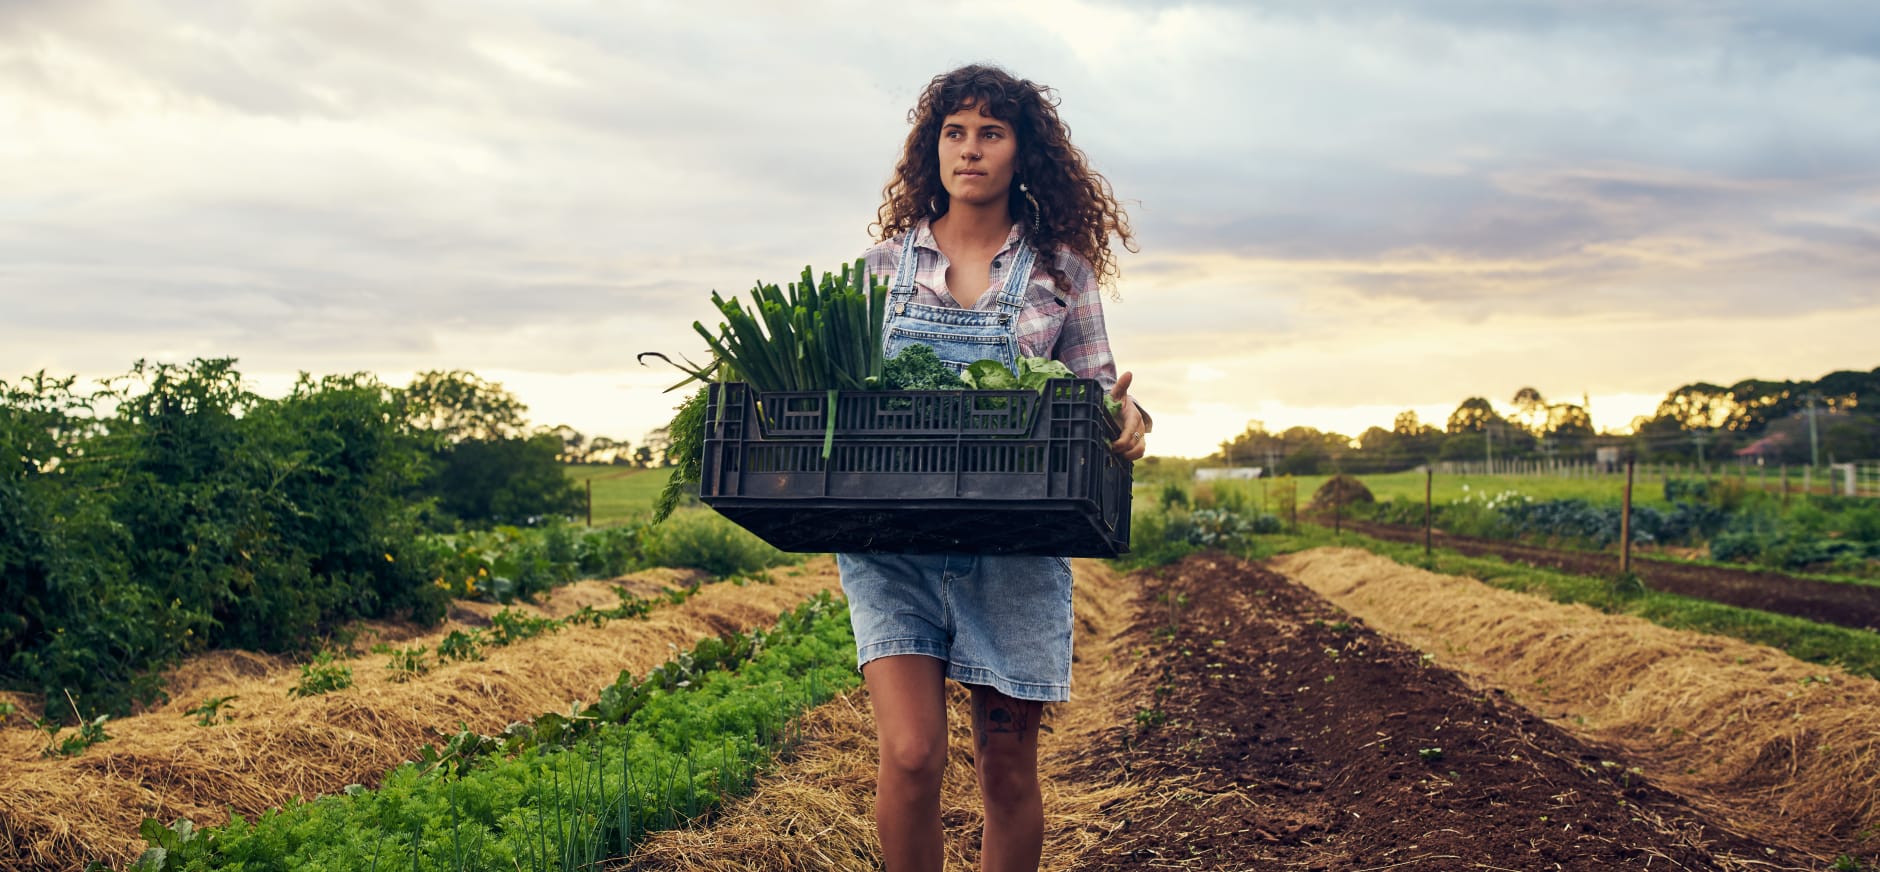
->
xmin=289 ymin=651 xmax=353 ymax=698
xmin=183 ymin=695 xmax=238 ymax=726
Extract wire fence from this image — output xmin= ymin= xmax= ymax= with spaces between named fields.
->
xmin=1429 ymin=458 xmax=1880 ymax=498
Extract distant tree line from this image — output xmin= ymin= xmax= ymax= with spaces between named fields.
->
xmin=1213 ymin=367 xmax=1880 ymax=475
xmin=546 ymin=423 xmax=672 ymax=469
xmin=0 ymin=359 xmax=586 ymax=717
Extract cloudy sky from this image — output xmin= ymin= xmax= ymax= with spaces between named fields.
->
xmin=4 ymin=1 xmax=1877 ymax=458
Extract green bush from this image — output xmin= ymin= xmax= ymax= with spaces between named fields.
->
xmin=640 ymin=510 xmax=793 ymax=577
xmin=0 ymin=362 xmax=451 ymax=718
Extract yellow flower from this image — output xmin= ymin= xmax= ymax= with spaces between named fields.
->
xmin=477 ymin=567 xmax=488 ymax=577
xmin=384 ymin=553 xmax=395 ymax=563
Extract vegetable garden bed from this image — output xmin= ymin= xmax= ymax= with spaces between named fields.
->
xmin=0 ymin=559 xmax=844 ymax=872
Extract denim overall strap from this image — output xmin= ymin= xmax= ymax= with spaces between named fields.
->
xmin=990 ymin=237 xmax=1037 ymax=326
xmin=889 ymin=227 xmax=921 ymax=316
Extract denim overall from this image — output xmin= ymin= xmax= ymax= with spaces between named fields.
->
xmin=880 ymin=223 xmax=1037 ymax=374
xmin=835 ymin=225 xmax=1074 ymax=702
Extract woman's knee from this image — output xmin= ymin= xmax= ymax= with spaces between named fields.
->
xmin=974 ymin=747 xmax=1040 ymax=805
xmin=879 ymin=730 xmax=948 ymax=786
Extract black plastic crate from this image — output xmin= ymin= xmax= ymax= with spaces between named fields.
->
xmin=699 ymin=379 xmax=1132 ymax=557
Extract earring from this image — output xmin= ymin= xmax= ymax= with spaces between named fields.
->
xmin=1020 ymin=182 xmax=1041 ymax=232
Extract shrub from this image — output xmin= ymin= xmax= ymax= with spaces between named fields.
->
xmin=640 ymin=510 xmax=793 ymax=577
xmin=1113 ymin=507 xmax=1199 ymax=570
xmin=1 ymin=362 xmax=453 ymax=720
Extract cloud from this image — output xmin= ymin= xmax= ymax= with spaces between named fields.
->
xmin=0 ymin=0 xmax=1874 ymax=453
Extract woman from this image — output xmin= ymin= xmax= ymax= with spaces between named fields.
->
xmin=841 ymin=64 xmax=1149 ymax=872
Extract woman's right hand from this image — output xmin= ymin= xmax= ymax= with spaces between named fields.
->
xmin=1108 ymin=371 xmax=1149 ymax=461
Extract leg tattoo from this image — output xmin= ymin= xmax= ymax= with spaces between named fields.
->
xmin=973 ymin=692 xmax=1038 ymax=749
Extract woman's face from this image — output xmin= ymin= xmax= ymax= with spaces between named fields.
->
xmin=936 ymin=101 xmax=1018 ymax=210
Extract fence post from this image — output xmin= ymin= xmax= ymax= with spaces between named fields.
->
xmin=586 ymin=479 xmax=593 ymax=527
xmin=1424 ymin=466 xmax=1433 ymax=559
xmin=1620 ymin=458 xmax=1635 ymax=577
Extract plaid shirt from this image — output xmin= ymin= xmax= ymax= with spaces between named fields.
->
xmin=861 ymin=218 xmax=1120 ymax=394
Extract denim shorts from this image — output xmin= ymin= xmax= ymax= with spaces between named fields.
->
xmin=837 ymin=552 xmax=1074 ymax=702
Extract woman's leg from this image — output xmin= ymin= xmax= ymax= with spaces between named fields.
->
xmin=969 ymin=685 xmax=1044 ymax=872
xmin=864 ymin=654 xmax=950 ymax=872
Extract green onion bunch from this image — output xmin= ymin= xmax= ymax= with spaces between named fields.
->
xmin=647 ymin=259 xmax=888 ymax=393
xmin=638 ymin=260 xmax=891 ymax=510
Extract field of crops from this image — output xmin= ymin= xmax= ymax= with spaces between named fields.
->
xmin=7 ymin=479 xmax=1879 ymax=869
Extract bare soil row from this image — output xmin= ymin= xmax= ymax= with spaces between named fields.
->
xmin=1276 ymin=546 xmax=1880 ymax=863
xmin=1065 ymin=552 xmax=1815 ymax=870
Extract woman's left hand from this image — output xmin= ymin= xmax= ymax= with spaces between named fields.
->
xmin=1108 ymin=371 xmax=1150 ymax=461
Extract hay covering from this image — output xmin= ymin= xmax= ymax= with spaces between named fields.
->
xmin=620 ymin=560 xmax=1148 ymax=871
xmin=1272 ymin=546 xmax=1880 ymax=858
xmin=1 ymin=562 xmax=841 ymax=872
xmin=1308 ymin=474 xmax=1373 ymax=510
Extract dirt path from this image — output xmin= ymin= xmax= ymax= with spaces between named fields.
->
xmin=1 ymin=561 xmax=841 ymax=872
xmin=1339 ymin=518 xmax=1880 ymax=631
xmin=1274 ymin=546 xmax=1880 ymax=863
xmin=1068 ymin=552 xmax=1813 ymax=870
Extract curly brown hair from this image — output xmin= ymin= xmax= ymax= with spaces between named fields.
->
xmin=873 ymin=64 xmax=1135 ymax=295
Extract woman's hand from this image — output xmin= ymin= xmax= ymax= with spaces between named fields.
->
xmin=1108 ymin=371 xmax=1150 ymax=461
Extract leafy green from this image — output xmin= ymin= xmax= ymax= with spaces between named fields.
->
xmin=961 ymin=359 xmax=1018 ymax=390
xmin=881 ymin=346 xmax=967 ymax=391
xmin=651 ymin=386 xmax=710 ymax=524
xmin=1016 ymin=357 xmax=1077 ymax=388
xmin=961 ymin=357 xmax=1078 ymax=392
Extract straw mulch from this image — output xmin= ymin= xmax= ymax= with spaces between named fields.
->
xmin=1 ymin=560 xmax=841 ymax=872
xmin=1271 ymin=546 xmax=1880 ymax=859
xmin=620 ymin=559 xmax=1149 ymax=871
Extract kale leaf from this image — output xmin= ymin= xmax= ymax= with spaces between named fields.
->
xmin=881 ymin=345 xmax=968 ymax=390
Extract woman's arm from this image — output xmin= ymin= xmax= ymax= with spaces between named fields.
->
xmin=1049 ymin=250 xmax=1151 ymax=459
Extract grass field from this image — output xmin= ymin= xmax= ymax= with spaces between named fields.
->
xmin=561 ymin=464 xmax=674 ymax=525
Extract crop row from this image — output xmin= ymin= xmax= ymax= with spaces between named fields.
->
xmin=1358 ymin=480 xmax=1880 ymax=576
xmin=126 ymin=591 xmax=857 ymax=871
